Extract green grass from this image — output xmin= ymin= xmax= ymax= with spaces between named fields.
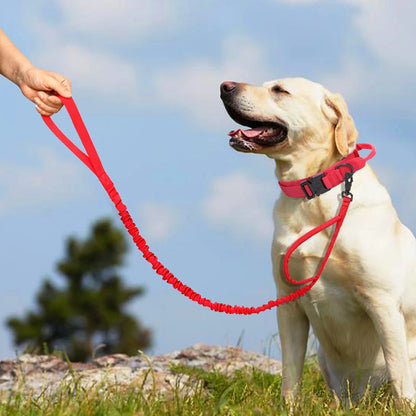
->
xmin=0 ymin=359 xmax=414 ymax=415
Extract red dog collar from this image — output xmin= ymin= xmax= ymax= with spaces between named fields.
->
xmin=278 ymin=143 xmax=376 ymax=199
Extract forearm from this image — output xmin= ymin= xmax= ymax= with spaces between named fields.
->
xmin=0 ymin=28 xmax=34 ymax=86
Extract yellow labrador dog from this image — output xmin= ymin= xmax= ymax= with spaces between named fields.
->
xmin=220 ymin=77 xmax=416 ymax=404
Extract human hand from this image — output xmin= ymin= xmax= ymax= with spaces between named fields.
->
xmin=18 ymin=67 xmax=72 ymax=116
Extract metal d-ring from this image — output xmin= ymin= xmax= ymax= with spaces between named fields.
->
xmin=335 ymin=163 xmax=354 ymax=200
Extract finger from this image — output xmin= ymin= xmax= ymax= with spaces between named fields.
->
xmin=59 ymin=78 xmax=72 ymax=97
xmin=19 ymin=84 xmax=38 ymax=103
xmin=46 ymin=94 xmax=65 ymax=108
xmin=45 ymin=74 xmax=72 ymax=98
xmin=34 ymin=97 xmax=60 ymax=116
xmin=35 ymin=105 xmax=52 ymax=117
xmin=38 ymin=91 xmax=63 ymax=109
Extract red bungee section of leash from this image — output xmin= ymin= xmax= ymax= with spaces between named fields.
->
xmin=41 ymin=96 xmax=352 ymax=315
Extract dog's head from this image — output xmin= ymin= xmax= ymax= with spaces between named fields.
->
xmin=220 ymin=77 xmax=358 ymax=163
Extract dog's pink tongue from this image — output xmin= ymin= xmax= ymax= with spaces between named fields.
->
xmin=228 ymin=127 xmax=265 ymax=137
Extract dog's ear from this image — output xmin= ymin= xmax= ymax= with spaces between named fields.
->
xmin=323 ymin=93 xmax=358 ymax=157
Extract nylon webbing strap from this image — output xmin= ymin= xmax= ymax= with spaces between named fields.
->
xmin=279 ymin=143 xmax=376 ymax=198
xmin=42 ymin=96 xmax=354 ymax=314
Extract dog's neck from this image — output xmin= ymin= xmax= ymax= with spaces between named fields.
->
xmin=273 ymin=145 xmax=342 ymax=183
xmin=271 ymin=124 xmax=348 ymax=183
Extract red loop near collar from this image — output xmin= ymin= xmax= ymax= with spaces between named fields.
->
xmin=42 ymin=96 xmax=363 ymax=314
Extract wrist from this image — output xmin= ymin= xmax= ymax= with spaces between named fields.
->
xmin=13 ymin=62 xmax=35 ymax=87
xmin=0 ymin=28 xmax=34 ymax=86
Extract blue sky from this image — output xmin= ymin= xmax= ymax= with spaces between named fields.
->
xmin=1 ymin=0 xmax=415 ymax=360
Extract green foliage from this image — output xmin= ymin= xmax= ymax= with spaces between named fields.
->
xmin=6 ymin=218 xmax=151 ymax=362
xmin=0 ymin=359 xmax=411 ymax=415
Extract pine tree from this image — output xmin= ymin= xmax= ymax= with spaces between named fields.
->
xmin=7 ymin=219 xmax=152 ymax=362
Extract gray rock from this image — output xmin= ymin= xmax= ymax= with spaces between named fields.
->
xmin=0 ymin=344 xmax=281 ymax=401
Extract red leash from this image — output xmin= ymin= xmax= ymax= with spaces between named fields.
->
xmin=42 ymin=97 xmax=374 ymax=314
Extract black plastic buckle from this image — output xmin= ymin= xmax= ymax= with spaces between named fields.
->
xmin=300 ymin=173 xmax=329 ymax=200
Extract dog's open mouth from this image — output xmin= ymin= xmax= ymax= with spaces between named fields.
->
xmin=225 ymin=108 xmax=288 ymax=152
xmin=228 ymin=124 xmax=287 ymax=152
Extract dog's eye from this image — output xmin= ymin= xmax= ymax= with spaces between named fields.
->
xmin=271 ymin=85 xmax=289 ymax=94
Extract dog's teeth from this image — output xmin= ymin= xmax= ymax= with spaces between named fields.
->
xmin=263 ymin=128 xmax=278 ymax=135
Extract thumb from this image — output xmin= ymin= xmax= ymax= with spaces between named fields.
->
xmin=47 ymin=74 xmax=72 ymax=98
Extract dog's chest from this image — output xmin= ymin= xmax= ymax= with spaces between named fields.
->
xmin=303 ymin=279 xmax=380 ymax=365
xmin=278 ymin=240 xmax=377 ymax=360
xmin=300 ymin=271 xmax=362 ymax=323
xmin=273 ymin=211 xmax=381 ymax=362
xmin=274 ymin=217 xmax=359 ymax=308
xmin=274 ymin=215 xmax=336 ymax=261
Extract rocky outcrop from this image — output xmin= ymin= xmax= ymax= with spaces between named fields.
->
xmin=0 ymin=344 xmax=281 ymax=400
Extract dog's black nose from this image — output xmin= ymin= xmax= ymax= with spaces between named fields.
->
xmin=220 ymin=81 xmax=238 ymax=96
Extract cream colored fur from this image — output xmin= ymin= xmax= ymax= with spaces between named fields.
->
xmin=223 ymin=77 xmax=416 ymax=405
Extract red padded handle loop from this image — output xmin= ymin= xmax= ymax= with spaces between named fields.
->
xmin=41 ymin=96 xmax=105 ymax=176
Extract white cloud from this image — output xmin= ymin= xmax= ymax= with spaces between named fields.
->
xmin=316 ymin=1 xmax=416 ymax=114
xmin=26 ymin=6 xmax=141 ymax=105
xmin=275 ymin=1 xmax=416 ymax=76
xmin=202 ymin=173 xmax=275 ymax=241
xmin=321 ymin=56 xmax=371 ymax=101
xmin=37 ymin=42 xmax=139 ymax=101
xmin=278 ymin=0 xmax=322 ymax=3
xmin=0 ymin=147 xmax=90 ymax=217
xmin=154 ymin=35 xmax=272 ymax=129
xmin=57 ymin=0 xmax=180 ymax=44
xmin=139 ymin=202 xmax=180 ymax=242
xmin=24 ymin=0 xmax=186 ymax=104
xmin=352 ymin=1 xmax=416 ymax=70
xmin=275 ymin=0 xmax=416 ymax=73
xmin=277 ymin=0 xmax=367 ymax=6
